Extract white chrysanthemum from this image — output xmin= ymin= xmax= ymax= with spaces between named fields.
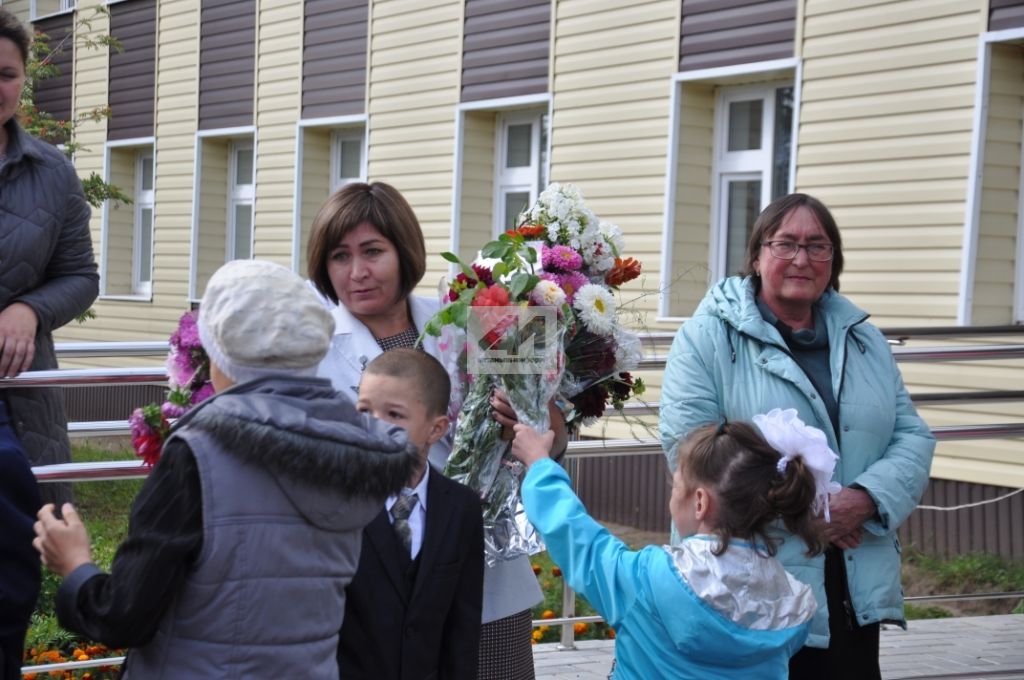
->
xmin=599 ymin=220 xmax=626 ymax=256
xmin=572 ymin=284 xmax=616 ymax=335
xmin=531 ymin=279 xmax=566 ymax=307
xmin=613 ymin=327 xmax=642 ymax=373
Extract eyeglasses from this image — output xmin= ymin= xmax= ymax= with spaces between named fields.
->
xmin=761 ymin=240 xmax=834 ymax=262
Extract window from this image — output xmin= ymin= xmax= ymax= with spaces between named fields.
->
xmin=712 ymin=84 xmax=793 ymax=278
xmin=494 ymin=111 xmax=547 ymax=235
xmin=227 ymin=142 xmax=254 ymax=261
xmin=30 ymin=0 xmax=75 ymax=19
xmin=293 ymin=120 xmax=367 ymax=272
xmin=101 ymin=142 xmax=156 ymax=299
xmin=191 ymin=131 xmax=255 ymax=300
xmin=133 ymin=152 xmax=155 ymax=295
xmin=330 ymin=129 xmax=365 ymax=191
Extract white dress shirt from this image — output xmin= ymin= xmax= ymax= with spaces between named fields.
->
xmin=385 ymin=465 xmax=430 ymax=560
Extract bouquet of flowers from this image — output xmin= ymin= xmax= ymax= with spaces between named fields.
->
xmin=129 ymin=311 xmax=212 ymax=466
xmin=425 ymin=182 xmax=645 ymax=564
xmin=425 ymin=231 xmax=570 ymax=565
xmin=516 ymin=182 xmax=645 ymax=433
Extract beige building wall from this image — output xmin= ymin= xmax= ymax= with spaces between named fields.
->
xmin=457 ymin=109 xmax=495 ymax=263
xmin=104 ymin=149 xmax=136 ymax=294
xmin=253 ymin=0 xmax=301 ymax=266
xmin=797 ymin=0 xmax=981 ymax=326
xmin=550 ymin=0 xmax=679 ymax=334
xmin=298 ymin=127 xmax=331 ymax=271
xmin=3 ymin=0 xmax=31 ymax=23
xmin=368 ymin=0 xmax=462 ymax=294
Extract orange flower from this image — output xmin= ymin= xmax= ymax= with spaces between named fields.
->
xmin=573 ymin=622 xmax=589 ymax=634
xmin=515 ymin=224 xmax=546 ymax=239
xmin=607 ymin=628 xmax=616 ymax=639
xmin=604 ymin=257 xmax=642 ymax=286
xmin=531 ymin=563 xmax=542 ymax=575
xmin=532 ymin=629 xmax=544 ymax=641
xmin=551 ymin=566 xmax=562 ymax=577
xmin=541 ymin=609 xmax=556 ymax=620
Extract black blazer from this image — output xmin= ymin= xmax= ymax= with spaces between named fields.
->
xmin=339 ymin=470 xmax=484 ymax=680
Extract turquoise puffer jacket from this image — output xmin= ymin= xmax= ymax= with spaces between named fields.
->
xmin=659 ymin=276 xmax=935 ymax=648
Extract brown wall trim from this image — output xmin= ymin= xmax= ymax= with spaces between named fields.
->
xmin=461 ymin=0 xmax=549 ymax=103
xmin=32 ymin=12 xmax=74 ymax=137
xmin=990 ymin=0 xmax=1024 ymax=31
xmin=680 ymin=0 xmax=796 ymax=72
xmin=108 ymin=0 xmax=156 ymax=141
xmin=301 ymin=0 xmax=368 ymax=119
xmin=198 ymin=0 xmax=255 ymax=130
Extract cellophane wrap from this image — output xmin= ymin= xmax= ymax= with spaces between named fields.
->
xmin=443 ymin=321 xmax=567 ymax=566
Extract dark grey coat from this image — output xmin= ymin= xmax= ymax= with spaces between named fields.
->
xmin=0 ymin=119 xmax=98 ymax=504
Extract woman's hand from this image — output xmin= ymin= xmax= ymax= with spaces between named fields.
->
xmin=0 ymin=302 xmax=38 ymax=377
xmin=491 ymin=389 xmax=569 ymax=457
xmin=33 ymin=503 xmax=94 ymax=578
xmin=825 ymin=487 xmax=877 ymax=549
xmin=511 ymin=423 xmax=554 ymax=467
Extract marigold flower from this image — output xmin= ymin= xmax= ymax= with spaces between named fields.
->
xmin=604 ymin=257 xmax=642 ymax=286
xmin=607 ymin=628 xmax=616 ymax=639
xmin=573 ymin=622 xmax=589 ymax=634
xmin=532 ymin=629 xmax=543 ymax=641
xmin=551 ymin=566 xmax=562 ymax=577
xmin=531 ymin=563 xmax=542 ymax=575
xmin=541 ymin=609 xmax=556 ymax=619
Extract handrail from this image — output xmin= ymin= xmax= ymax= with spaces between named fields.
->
xmin=55 ymin=341 xmax=170 ymax=358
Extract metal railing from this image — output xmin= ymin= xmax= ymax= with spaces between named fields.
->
xmin=15 ymin=328 xmax=1024 ymax=672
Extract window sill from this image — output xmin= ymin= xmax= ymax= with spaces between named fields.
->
xmin=99 ymin=294 xmax=153 ymax=303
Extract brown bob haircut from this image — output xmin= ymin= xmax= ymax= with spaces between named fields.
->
xmin=741 ymin=193 xmax=844 ymax=293
xmin=307 ymin=181 xmax=427 ymax=305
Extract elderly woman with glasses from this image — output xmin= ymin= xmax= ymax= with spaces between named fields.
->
xmin=659 ymin=193 xmax=934 ymax=679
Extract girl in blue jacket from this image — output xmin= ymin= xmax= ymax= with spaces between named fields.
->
xmin=512 ymin=410 xmax=836 ymax=679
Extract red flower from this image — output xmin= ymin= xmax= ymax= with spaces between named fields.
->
xmin=552 ymin=566 xmax=562 ymax=577
xmin=131 ymin=430 xmax=164 ymax=467
xmin=605 ymin=257 xmax=642 ymax=286
xmin=472 ymin=285 xmax=510 ymax=308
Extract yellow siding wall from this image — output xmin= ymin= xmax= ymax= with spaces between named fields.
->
xmin=104 ymin=148 xmax=135 ymax=295
xmin=458 ymin=109 xmax=495 ymax=263
xmin=253 ymin=0 xmax=301 ymax=265
xmin=299 ymin=126 xmax=331 ymax=273
xmin=368 ymin=0 xmax=462 ymax=293
xmin=550 ymin=0 xmax=678 ymax=331
xmin=195 ymin=138 xmax=228 ymax=295
xmin=667 ymin=82 xmax=714 ymax=318
xmin=4 ymin=0 xmax=31 ymax=23
xmin=798 ymin=0 xmax=981 ymax=326
xmin=972 ymin=43 xmax=1023 ymax=325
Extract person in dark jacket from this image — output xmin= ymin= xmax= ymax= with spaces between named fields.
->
xmin=0 ymin=8 xmax=99 ymax=510
xmin=339 ymin=349 xmax=484 ymax=679
xmin=0 ymin=10 xmax=94 ymax=678
xmin=33 ymin=260 xmax=419 ymax=679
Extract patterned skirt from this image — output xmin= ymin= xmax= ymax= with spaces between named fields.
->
xmin=477 ymin=609 xmax=535 ymax=680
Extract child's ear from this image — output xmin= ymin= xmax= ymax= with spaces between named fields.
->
xmin=693 ymin=487 xmax=713 ymax=522
xmin=427 ymin=415 xmax=450 ymax=445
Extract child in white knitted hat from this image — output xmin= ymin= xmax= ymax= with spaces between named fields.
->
xmin=34 ymin=260 xmax=419 ymax=679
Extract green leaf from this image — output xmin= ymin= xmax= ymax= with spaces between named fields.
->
xmin=441 ymin=251 xmax=461 ymax=263
xmin=492 ymin=262 xmax=508 ymax=279
xmin=481 ymin=241 xmax=506 ymax=259
xmin=509 ymin=272 xmax=532 ymax=299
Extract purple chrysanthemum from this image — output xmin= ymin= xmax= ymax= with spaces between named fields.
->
xmin=542 ymin=245 xmax=583 ymax=273
xmin=161 ymin=401 xmax=187 ymax=418
xmin=171 ymin=311 xmax=202 ymax=351
xmin=190 ymin=382 xmax=215 ymax=405
xmin=540 ymin=271 xmax=589 ymax=303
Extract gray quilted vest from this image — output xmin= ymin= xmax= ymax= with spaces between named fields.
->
xmin=121 ymin=426 xmax=371 ymax=679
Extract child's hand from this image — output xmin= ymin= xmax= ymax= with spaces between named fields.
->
xmin=511 ymin=423 xmax=555 ymax=467
xmin=33 ymin=503 xmax=93 ymax=578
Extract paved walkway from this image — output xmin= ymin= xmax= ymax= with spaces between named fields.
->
xmin=533 ymin=614 xmax=1024 ymax=679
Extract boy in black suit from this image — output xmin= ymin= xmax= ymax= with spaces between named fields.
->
xmin=340 ymin=349 xmax=484 ymax=679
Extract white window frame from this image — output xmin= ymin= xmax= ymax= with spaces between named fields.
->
xmin=658 ymin=58 xmax=801 ymax=321
xmin=1015 ymin=125 xmax=1024 ymax=323
xmin=227 ymin=141 xmax=255 ymax=261
xmin=30 ymin=0 xmax=75 ymax=20
xmin=493 ymin=110 xmax=546 ymax=236
xmin=330 ymin=128 xmax=367 ymax=191
xmin=132 ymin=151 xmax=155 ymax=296
xmin=709 ymin=82 xmax=791 ymax=280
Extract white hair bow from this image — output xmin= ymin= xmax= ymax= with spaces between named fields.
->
xmin=751 ymin=408 xmax=841 ymax=522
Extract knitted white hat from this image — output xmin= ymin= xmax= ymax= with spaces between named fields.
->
xmin=197 ymin=260 xmax=335 ymax=385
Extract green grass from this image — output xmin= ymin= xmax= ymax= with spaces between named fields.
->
xmin=900 ymin=547 xmax=1024 ymax=618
